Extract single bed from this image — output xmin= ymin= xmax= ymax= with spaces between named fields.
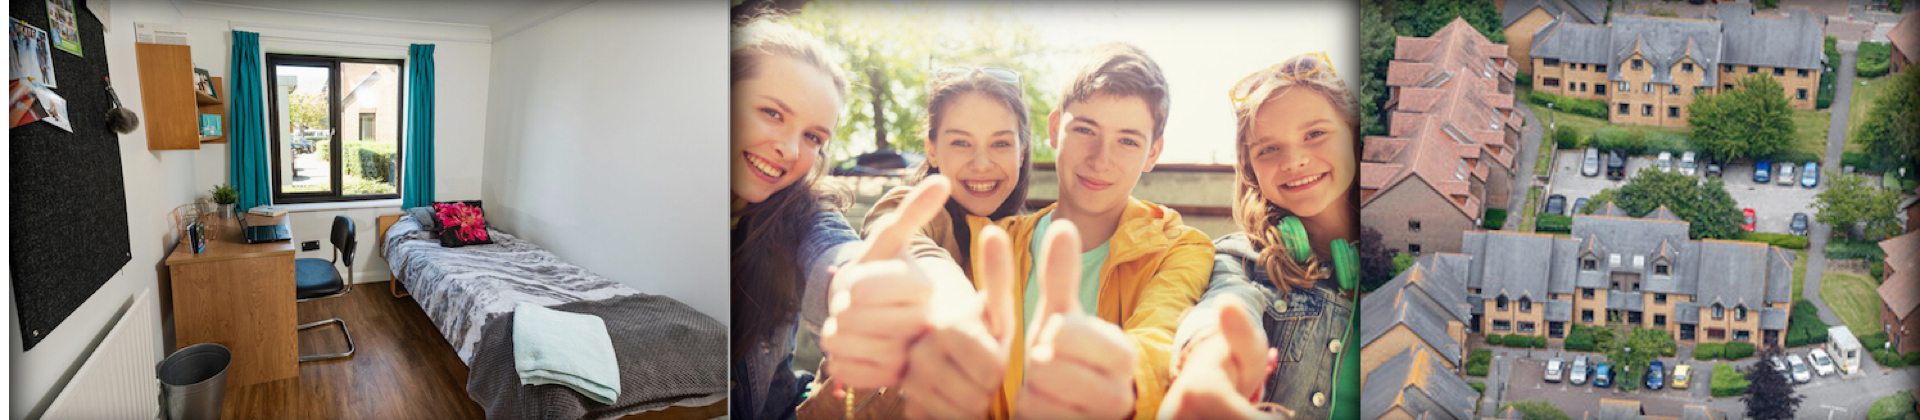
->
xmin=379 ymin=215 xmax=727 ymax=420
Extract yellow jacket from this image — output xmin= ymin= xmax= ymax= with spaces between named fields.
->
xmin=978 ymin=199 xmax=1215 ymax=420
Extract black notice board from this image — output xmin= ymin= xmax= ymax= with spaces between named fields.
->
xmin=10 ymin=0 xmax=133 ymax=351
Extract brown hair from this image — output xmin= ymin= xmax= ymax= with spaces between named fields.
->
xmin=912 ymin=69 xmax=1033 ymax=220
xmin=1230 ymin=54 xmax=1362 ymax=296
xmin=730 ymin=12 xmax=850 ymax=359
xmin=1057 ymin=42 xmax=1171 ymax=142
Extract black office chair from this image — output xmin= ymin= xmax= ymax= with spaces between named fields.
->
xmin=296 ymin=215 xmax=356 ymax=362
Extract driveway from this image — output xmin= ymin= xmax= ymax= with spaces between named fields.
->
xmin=1497 ymin=351 xmax=1719 ymax=418
xmin=1805 ymin=42 xmax=1859 ymax=327
xmin=1544 ymin=151 xmax=1820 ymax=234
xmin=1507 ymin=102 xmax=1544 ymax=230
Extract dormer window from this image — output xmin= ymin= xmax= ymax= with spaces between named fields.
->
xmin=1520 ymin=297 xmax=1533 ymax=313
xmin=1632 ymin=59 xmax=1644 ymax=70
xmin=1736 ymin=305 xmax=1748 ymax=321
xmin=1582 ymin=257 xmax=1598 ymax=271
xmin=1683 ymin=63 xmax=1694 ymax=73
xmin=1712 ymin=304 xmax=1725 ymax=320
xmin=1655 ymin=263 xmax=1670 ymax=275
xmin=1496 ymin=295 xmax=1509 ymax=311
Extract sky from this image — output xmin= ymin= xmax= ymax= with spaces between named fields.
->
xmin=899 ymin=1 xmax=1359 ymax=164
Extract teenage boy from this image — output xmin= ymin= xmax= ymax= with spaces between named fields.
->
xmin=980 ymin=42 xmax=1215 ymax=420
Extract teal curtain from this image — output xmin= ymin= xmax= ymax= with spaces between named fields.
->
xmin=401 ymin=44 xmax=436 ymax=208
xmin=228 ymin=31 xmax=270 ymax=213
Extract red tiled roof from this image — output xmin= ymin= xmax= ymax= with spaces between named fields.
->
xmin=1884 ymin=230 xmax=1920 ymax=278
xmin=1363 ymin=18 xmax=1514 ymax=218
xmin=1891 ymin=11 xmax=1917 ymax=63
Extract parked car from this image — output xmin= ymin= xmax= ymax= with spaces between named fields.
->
xmin=1593 ymin=363 xmax=1614 ymax=387
xmin=1570 ymin=356 xmax=1591 ymax=385
xmin=1672 ymin=364 xmax=1693 ymax=389
xmin=1545 ymin=358 xmax=1565 ymax=383
xmin=1546 ymin=194 xmax=1567 ymax=216
xmin=1801 ymin=162 xmax=1819 ymax=188
xmin=1646 ymin=360 xmax=1666 ymax=390
xmin=1573 ymin=197 xmax=1589 ymax=215
xmin=1679 ymin=152 xmax=1698 ymax=176
xmin=1787 ymin=353 xmax=1812 ymax=383
xmin=291 ymin=138 xmax=315 ymax=154
xmin=1608 ymin=150 xmax=1628 ymax=180
xmin=1791 ymin=213 xmax=1810 ymax=236
xmin=1743 ymin=208 xmax=1757 ymax=232
xmin=1809 ymin=348 xmax=1837 ymax=376
xmin=1755 ymin=159 xmax=1773 ymax=183
xmin=1778 ymin=162 xmax=1797 ymax=185
xmin=1582 ymin=147 xmax=1601 ymax=177
xmin=1705 ymin=158 xmax=1724 ymax=177
xmin=1770 ymin=356 xmax=1791 ymax=382
xmin=1654 ymin=152 xmax=1674 ymax=172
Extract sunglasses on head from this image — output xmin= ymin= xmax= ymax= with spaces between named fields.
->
xmin=1230 ymin=52 xmax=1336 ymax=106
xmin=933 ymin=66 xmax=1021 ymax=86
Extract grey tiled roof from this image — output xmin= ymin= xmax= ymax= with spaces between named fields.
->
xmin=1477 ymin=232 xmax=1557 ymax=300
xmin=1361 ymin=264 xmax=1468 ymax=367
xmin=1600 ymin=399 xmax=1652 ymax=420
xmin=1605 ymin=16 xmax=1724 ymax=85
xmin=1532 ymin=19 xmax=1617 ymax=65
xmin=1545 ymin=300 xmax=1574 ymax=322
xmin=1761 ymin=307 xmax=1789 ymax=330
xmin=1503 ymin=0 xmax=1607 ymax=27
xmin=1718 ymin=4 xmax=1826 ymax=70
xmin=1766 ymin=247 xmax=1795 ymax=305
xmin=1361 ymin=347 xmax=1479 ymax=420
xmin=1681 ymin=405 xmax=1729 ymax=420
xmin=1608 ymin=290 xmax=1644 ymax=311
xmin=1675 ymin=302 xmax=1700 ymax=324
xmin=1548 ymin=238 xmax=1582 ymax=295
xmin=1696 ymin=240 xmax=1773 ymax=307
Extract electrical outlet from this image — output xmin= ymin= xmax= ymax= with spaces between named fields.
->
xmin=302 ymin=240 xmax=321 ymax=251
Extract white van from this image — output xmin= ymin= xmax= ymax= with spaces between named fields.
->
xmin=1826 ymin=326 xmax=1863 ymax=375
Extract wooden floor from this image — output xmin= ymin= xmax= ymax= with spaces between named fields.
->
xmin=223 ymin=281 xmax=728 ymax=420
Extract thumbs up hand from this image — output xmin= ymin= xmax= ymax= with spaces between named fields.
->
xmin=897 ymin=225 xmax=1018 ymax=420
xmin=1014 ymin=221 xmax=1138 ymax=420
xmin=821 ymin=177 xmax=958 ymax=389
xmin=1159 ymin=300 xmax=1287 ymax=420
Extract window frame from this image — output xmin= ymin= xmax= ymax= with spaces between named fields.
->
xmin=266 ymin=53 xmax=407 ymax=204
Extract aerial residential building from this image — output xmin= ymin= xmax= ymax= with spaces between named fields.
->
xmin=1363 ymin=18 xmax=1521 ymax=255
xmin=1360 ymin=253 xmax=1474 ymax=376
xmin=1360 ymin=346 xmax=1480 ymax=420
xmin=1529 ymin=3 xmax=1825 ymax=127
xmin=1878 ymin=230 xmax=1920 ymax=352
xmin=1449 ymin=204 xmax=1795 ymax=347
xmin=1500 ymin=0 xmax=1609 ymax=74
xmin=1891 ymin=10 xmax=1915 ymax=73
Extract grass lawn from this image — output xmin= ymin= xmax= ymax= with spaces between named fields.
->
xmin=1820 ymin=271 xmax=1883 ymax=336
xmin=1793 ymin=250 xmax=1808 ymax=302
xmin=1526 ymin=102 xmax=1690 ymax=141
xmin=1848 ymin=76 xmax=1894 ymax=153
xmin=1868 ymin=390 xmax=1920 ymax=420
xmin=1534 ymin=129 xmax=1554 ymax=178
xmin=1791 ymin=109 xmax=1834 ymax=159
xmin=1526 ymin=96 xmax=1832 ymax=160
xmin=1519 ymin=187 xmax=1543 ymax=233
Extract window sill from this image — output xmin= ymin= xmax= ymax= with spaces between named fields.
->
xmin=277 ymin=199 xmax=402 ymax=213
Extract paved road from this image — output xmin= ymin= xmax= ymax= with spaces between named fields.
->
xmin=1805 ymin=42 xmax=1858 ymax=327
xmin=1488 ymin=345 xmax=1920 ymax=418
xmin=1507 ymin=103 xmax=1544 ymax=231
xmin=1478 ymin=349 xmax=1516 ymax=418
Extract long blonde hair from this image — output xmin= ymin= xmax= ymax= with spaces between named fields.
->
xmin=1229 ymin=55 xmax=1361 ymax=296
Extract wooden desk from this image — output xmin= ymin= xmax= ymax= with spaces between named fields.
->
xmin=164 ymin=214 xmax=297 ymax=390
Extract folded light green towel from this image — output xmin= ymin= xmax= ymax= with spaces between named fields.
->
xmin=513 ymin=302 xmax=621 ymax=404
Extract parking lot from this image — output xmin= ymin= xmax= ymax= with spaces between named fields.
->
xmin=1505 ymin=356 xmax=1704 ymax=417
xmin=1546 ymin=150 xmax=1822 ymax=234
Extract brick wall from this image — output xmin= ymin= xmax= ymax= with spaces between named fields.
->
xmin=1362 ymin=177 xmax=1478 ymax=255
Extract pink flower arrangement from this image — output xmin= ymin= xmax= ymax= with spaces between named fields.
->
xmin=434 ymin=202 xmax=489 ymax=242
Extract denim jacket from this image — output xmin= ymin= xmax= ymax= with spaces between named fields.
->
xmin=1173 ymin=232 xmax=1353 ymax=419
xmin=732 ymin=209 xmax=861 ymax=420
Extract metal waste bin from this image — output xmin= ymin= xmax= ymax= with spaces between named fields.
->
xmin=157 ymin=343 xmax=231 ymax=420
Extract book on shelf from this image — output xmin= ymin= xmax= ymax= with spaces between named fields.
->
xmin=192 ymin=67 xmax=215 ymax=98
xmin=199 ymin=114 xmax=221 ymax=136
xmin=248 ymin=205 xmax=287 ymax=217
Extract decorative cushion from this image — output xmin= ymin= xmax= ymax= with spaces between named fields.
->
xmin=407 ymin=207 xmax=439 ymax=234
xmin=434 ymin=201 xmax=494 ymax=248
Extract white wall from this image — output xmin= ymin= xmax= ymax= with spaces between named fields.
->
xmin=482 ymin=0 xmax=729 ymax=323
xmin=8 ymin=1 xmax=201 ymax=418
xmin=171 ymin=2 xmax=493 ymax=282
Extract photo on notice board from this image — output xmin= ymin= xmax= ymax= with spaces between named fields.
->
xmin=1356 ymin=0 xmax=1920 ymax=419
xmin=47 ymin=0 xmax=81 ymax=57
xmin=12 ymin=17 xmax=57 ymax=88
xmin=729 ymin=1 xmax=1361 ymax=418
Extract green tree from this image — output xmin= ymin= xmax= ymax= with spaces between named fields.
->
xmin=287 ymin=91 xmax=327 ymax=131
xmin=1385 ymin=0 xmax=1505 ymax=42
xmin=1590 ymin=169 xmax=1744 ymax=239
xmin=1744 ymin=347 xmax=1804 ymax=420
xmin=1358 ymin=226 xmax=1396 ymax=292
xmin=1358 ymin=0 xmax=1396 ymax=136
xmin=1502 ymin=400 xmax=1572 ymax=420
xmin=1600 ymin=327 xmax=1677 ymax=392
xmin=1854 ymin=69 xmax=1919 ymax=172
xmin=1814 ymin=173 xmax=1907 ymax=240
xmin=787 ymin=1 xmax=1056 ymax=163
xmin=1689 ymin=74 xmax=1795 ymax=163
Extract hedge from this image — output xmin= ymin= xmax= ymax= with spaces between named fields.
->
xmin=1554 ymin=125 xmax=1582 ymax=150
xmin=1505 ymin=334 xmax=1534 ymax=348
xmin=1591 ymin=128 xmax=1693 ymax=156
xmin=1535 ymin=335 xmax=1550 ymax=349
xmin=1741 ymin=232 xmax=1810 ymax=250
xmin=1487 ymin=334 xmax=1505 ymax=346
xmin=1859 ymin=42 xmax=1892 ymax=78
xmin=1466 ymin=349 xmax=1494 ymax=377
xmin=1772 ymin=149 xmax=1822 ymax=165
xmin=1829 ymin=239 xmax=1889 ymax=261
xmin=1819 ymin=36 xmax=1838 ymax=109
xmin=1723 ymin=342 xmax=1756 ymax=360
xmin=1786 ymin=300 xmax=1832 ymax=348
xmin=1483 ymin=208 xmax=1508 ymax=230
xmin=1695 ymin=342 xmax=1724 ymax=360
xmin=1711 ymin=364 xmax=1750 ymax=397
xmin=1566 ymin=327 xmax=1598 ymax=352
xmin=1862 ymin=331 xmax=1891 ymax=350
xmin=1535 ymin=213 xmax=1573 ymax=233
xmin=1527 ymin=90 xmax=1609 ymax=119
xmin=1470 ymin=382 xmax=1488 ymax=394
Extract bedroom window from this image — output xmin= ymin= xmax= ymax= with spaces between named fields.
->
xmin=268 ymin=54 xmax=405 ymax=203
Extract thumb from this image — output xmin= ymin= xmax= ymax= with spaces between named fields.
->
xmin=977 ymin=225 xmax=1018 ymax=345
xmin=1036 ymin=220 xmax=1084 ymax=319
xmin=859 ymin=177 xmax=951 ymax=263
xmin=1216 ymin=299 xmax=1268 ymax=395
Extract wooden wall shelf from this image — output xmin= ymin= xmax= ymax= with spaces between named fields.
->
xmin=136 ymin=44 xmax=231 ymax=149
xmin=198 ymin=76 xmax=227 ymax=144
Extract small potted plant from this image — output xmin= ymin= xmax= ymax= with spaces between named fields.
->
xmin=210 ymin=184 xmax=238 ymax=218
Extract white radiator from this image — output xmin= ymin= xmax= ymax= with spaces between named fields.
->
xmin=42 ymin=289 xmax=161 ymax=420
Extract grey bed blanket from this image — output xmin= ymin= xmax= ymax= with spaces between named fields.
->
xmin=466 ymin=293 xmax=728 ymax=420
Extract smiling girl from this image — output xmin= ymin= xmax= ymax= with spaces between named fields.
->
xmin=1161 ymin=53 xmax=1362 ymax=419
